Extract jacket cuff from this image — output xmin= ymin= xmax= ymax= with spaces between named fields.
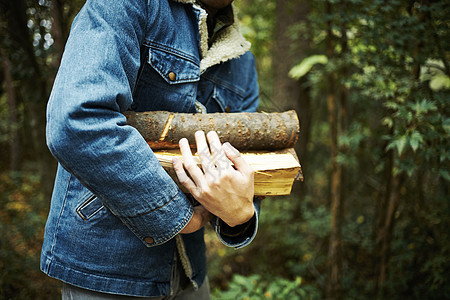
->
xmin=213 ymin=198 xmax=261 ymax=249
xmin=119 ymin=190 xmax=194 ymax=247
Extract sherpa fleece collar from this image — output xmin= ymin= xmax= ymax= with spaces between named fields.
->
xmin=170 ymin=0 xmax=251 ymax=72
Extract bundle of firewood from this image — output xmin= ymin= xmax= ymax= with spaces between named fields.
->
xmin=125 ymin=110 xmax=302 ymax=196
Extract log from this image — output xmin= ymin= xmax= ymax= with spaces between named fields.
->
xmin=154 ymin=148 xmax=302 ymax=196
xmin=125 ymin=110 xmax=299 ymax=151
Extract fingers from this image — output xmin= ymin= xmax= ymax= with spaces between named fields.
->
xmin=207 ymin=131 xmax=231 ymax=170
xmin=172 ymin=157 xmax=197 ymax=194
xmin=195 ymin=131 xmax=215 ymax=173
xmin=178 ymin=138 xmax=206 ymax=188
xmin=196 ymin=130 xmax=232 ymax=172
xmin=223 ymin=142 xmax=254 ymax=176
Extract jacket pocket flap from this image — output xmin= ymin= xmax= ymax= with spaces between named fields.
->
xmin=148 ymin=47 xmax=200 ymax=84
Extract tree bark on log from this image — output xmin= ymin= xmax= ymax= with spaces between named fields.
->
xmin=125 ymin=110 xmax=299 ymax=151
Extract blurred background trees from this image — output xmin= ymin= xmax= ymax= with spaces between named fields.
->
xmin=0 ymin=0 xmax=448 ymax=299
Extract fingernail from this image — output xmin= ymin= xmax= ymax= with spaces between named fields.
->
xmin=223 ymin=142 xmax=239 ymax=155
xmin=223 ymin=142 xmax=233 ymax=152
xmin=207 ymin=131 xmax=217 ymax=138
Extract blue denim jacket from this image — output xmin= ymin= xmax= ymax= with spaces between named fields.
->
xmin=40 ymin=0 xmax=260 ymax=297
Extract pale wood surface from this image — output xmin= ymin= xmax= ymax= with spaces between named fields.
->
xmin=154 ymin=148 xmax=302 ymax=196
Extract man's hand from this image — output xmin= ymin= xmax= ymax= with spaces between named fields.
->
xmin=173 ymin=131 xmax=255 ymax=228
xmin=179 ymin=205 xmax=213 ymax=234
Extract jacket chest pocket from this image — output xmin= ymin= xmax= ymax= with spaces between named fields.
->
xmin=196 ymin=64 xmax=246 ymax=113
xmin=197 ymin=81 xmax=245 ymax=113
xmin=132 ymin=45 xmax=200 ymax=113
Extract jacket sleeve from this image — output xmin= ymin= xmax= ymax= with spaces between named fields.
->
xmin=213 ymin=197 xmax=261 ymax=249
xmin=46 ymin=0 xmax=193 ymax=247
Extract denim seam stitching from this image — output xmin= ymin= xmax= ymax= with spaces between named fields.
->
xmin=47 ymin=173 xmax=73 ymax=272
xmin=156 ymin=204 xmax=193 ymax=244
xmin=124 ymin=202 xmax=193 ymax=246
xmin=144 ymin=41 xmax=199 ymax=66
xmin=45 ymin=256 xmax=163 ymax=285
xmin=201 ymin=74 xmax=245 ymax=98
xmin=123 ymin=189 xmax=181 ymax=218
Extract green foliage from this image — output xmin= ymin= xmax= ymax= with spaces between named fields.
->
xmin=420 ymin=60 xmax=450 ymax=91
xmin=212 ymin=274 xmax=320 ymax=300
xmin=218 ymin=0 xmax=450 ymax=299
xmin=237 ymin=0 xmax=276 ymax=109
xmin=0 ymin=169 xmax=60 ymax=299
xmin=289 ymin=55 xmax=328 ymax=80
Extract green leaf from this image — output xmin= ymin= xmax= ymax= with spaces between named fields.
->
xmin=409 ymin=131 xmax=423 ymax=152
xmin=430 ymin=74 xmax=450 ymax=91
xmin=384 ymin=101 xmax=399 ymax=110
xmin=443 ymin=118 xmax=450 ymax=135
xmin=396 ymin=136 xmax=407 ymax=155
xmin=382 ymin=117 xmax=393 ymax=128
xmin=439 ymin=169 xmax=450 ymax=182
xmin=289 ymin=55 xmax=328 ymax=79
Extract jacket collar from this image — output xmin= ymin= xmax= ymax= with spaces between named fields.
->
xmin=170 ymin=0 xmax=251 ymax=72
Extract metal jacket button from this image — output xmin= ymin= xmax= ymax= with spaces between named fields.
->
xmin=168 ymin=72 xmax=176 ymax=81
xmin=144 ymin=237 xmax=154 ymax=244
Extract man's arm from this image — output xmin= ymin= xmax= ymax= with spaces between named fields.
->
xmin=46 ymin=0 xmax=194 ymax=247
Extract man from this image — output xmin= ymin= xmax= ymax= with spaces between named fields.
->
xmin=41 ymin=0 xmax=260 ymax=298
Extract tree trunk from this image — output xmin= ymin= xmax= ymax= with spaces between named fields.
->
xmin=125 ymin=110 xmax=300 ymax=151
xmin=326 ymin=1 xmax=342 ymax=298
xmin=291 ymin=77 xmax=311 ymax=218
xmin=376 ymin=173 xmax=405 ymax=298
xmin=50 ymin=0 xmax=66 ymax=68
xmin=1 ymin=51 xmax=20 ymax=171
xmin=273 ymin=0 xmax=310 ymax=111
xmin=2 ymin=0 xmax=56 ymax=198
xmin=273 ymin=0 xmax=311 ymax=219
xmin=50 ymin=0 xmax=77 ymax=68
xmin=372 ymin=127 xmax=394 ymax=294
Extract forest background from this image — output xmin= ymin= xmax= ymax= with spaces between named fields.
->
xmin=0 ymin=0 xmax=449 ymax=299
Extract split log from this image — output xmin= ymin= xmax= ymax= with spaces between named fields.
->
xmin=125 ymin=110 xmax=299 ymax=151
xmin=155 ymin=148 xmax=302 ymax=196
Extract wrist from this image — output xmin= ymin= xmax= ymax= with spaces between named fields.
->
xmin=219 ymin=212 xmax=256 ymax=237
xmin=227 ymin=203 xmax=255 ymax=227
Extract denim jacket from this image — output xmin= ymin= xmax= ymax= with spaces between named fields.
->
xmin=40 ymin=0 xmax=260 ymax=297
